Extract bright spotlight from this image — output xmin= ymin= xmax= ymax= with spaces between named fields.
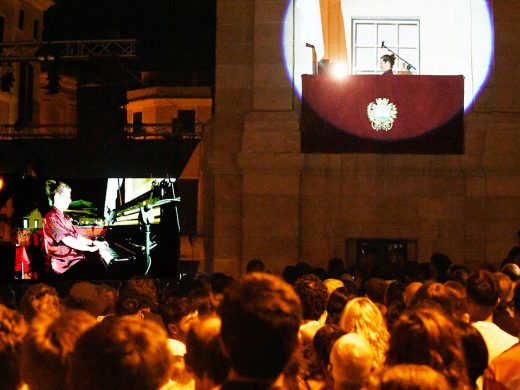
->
xmin=282 ymin=0 xmax=494 ymax=111
xmin=330 ymin=62 xmax=348 ymax=80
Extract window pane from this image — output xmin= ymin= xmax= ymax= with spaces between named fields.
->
xmin=378 ymin=24 xmax=397 ymax=47
xmin=353 ymin=18 xmax=419 ymax=75
xmin=356 ymin=23 xmax=376 ymax=46
xmin=399 ymin=24 xmax=419 ymax=47
xmin=397 ymin=48 xmax=419 ymax=71
xmin=355 ymin=47 xmax=376 ymax=70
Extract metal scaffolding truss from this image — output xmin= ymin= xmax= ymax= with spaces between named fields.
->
xmin=0 ymin=39 xmax=137 ymax=62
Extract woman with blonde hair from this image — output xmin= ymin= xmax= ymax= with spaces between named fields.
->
xmin=339 ymin=297 xmax=390 ymax=368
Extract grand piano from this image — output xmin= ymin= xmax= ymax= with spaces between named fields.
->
xmin=102 ymin=178 xmax=181 ymax=278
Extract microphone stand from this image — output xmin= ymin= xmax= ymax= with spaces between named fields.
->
xmin=305 ymin=43 xmax=318 ymax=75
xmin=381 ymin=41 xmax=417 ymax=71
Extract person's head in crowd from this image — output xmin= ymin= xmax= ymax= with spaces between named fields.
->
xmin=339 ymin=297 xmax=389 ymax=369
xmin=185 ymin=314 xmax=229 ymax=389
xmin=282 ymin=265 xmax=298 ymax=284
xmin=327 ymin=257 xmax=345 ymax=279
xmin=430 ymin=253 xmax=452 ymax=283
xmin=21 ymin=309 xmax=97 ymax=390
xmin=64 ymin=282 xmax=109 ymax=317
xmin=369 ymin=364 xmax=453 ymax=390
xmin=0 ymin=286 xmax=16 ymax=309
xmin=457 ymin=321 xmax=488 ymax=387
xmin=443 ymin=281 xmax=468 ymax=322
xmin=385 ymin=281 xmax=406 ymax=331
xmin=387 ymin=307 xmax=468 ymax=389
xmin=97 ymin=283 xmax=118 ymax=315
xmin=218 ymin=273 xmax=302 ymax=385
xmin=323 ymin=278 xmax=345 ymax=297
xmin=418 ymin=262 xmax=432 ymax=281
xmin=313 ymin=325 xmax=346 ymax=378
xmin=19 ymin=283 xmax=61 ymax=322
xmin=178 ymin=273 xmax=210 ymax=298
xmin=503 ymin=246 xmax=520 ymax=266
xmin=386 ymin=281 xmax=404 ymax=306
xmin=494 ymin=272 xmax=514 ymax=309
xmin=340 ymin=276 xmax=358 ymax=296
xmin=0 ymin=304 xmax=27 ymax=390
xmin=401 ymin=261 xmax=422 ymax=284
xmin=409 ymin=281 xmax=452 ymax=316
xmin=294 ymin=261 xmax=314 ymax=278
xmin=294 ymin=274 xmax=328 ymax=322
xmin=326 ymin=287 xmax=355 ymax=326
xmin=69 ymin=316 xmax=172 ymax=390
xmin=466 ymin=270 xmax=499 ymax=322
xmin=330 ymin=333 xmax=374 ymax=390
xmin=209 ymin=272 xmax=234 ymax=307
xmin=246 ymin=258 xmax=265 ymax=274
xmin=450 ymin=264 xmax=471 ymax=286
xmin=501 ymin=262 xmax=520 ymax=281
xmin=187 ymin=287 xmax=214 ymax=316
xmin=362 ymin=278 xmax=387 ymax=305
xmin=388 ymin=248 xmax=405 ymax=265
xmin=159 ymin=296 xmax=198 ymax=343
xmin=356 ymin=248 xmax=377 ymax=278
xmin=478 ymin=261 xmax=497 ymax=273
xmin=510 ymin=282 xmax=520 ymax=332
xmin=115 ymin=286 xmax=154 ymax=319
xmin=122 ymin=275 xmax=159 ymax=310
xmin=403 ymin=282 xmax=422 ymax=307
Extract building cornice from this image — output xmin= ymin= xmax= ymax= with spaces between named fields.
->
xmin=26 ymin=0 xmax=55 ymax=12
xmin=127 ymin=86 xmax=213 ymax=102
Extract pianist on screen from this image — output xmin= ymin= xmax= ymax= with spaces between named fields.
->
xmin=42 ymin=180 xmax=108 ymax=279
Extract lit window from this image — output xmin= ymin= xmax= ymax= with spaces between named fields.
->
xmin=352 ymin=19 xmax=420 ymax=74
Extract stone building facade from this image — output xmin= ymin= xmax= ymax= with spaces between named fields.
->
xmin=204 ymin=0 xmax=520 ymax=276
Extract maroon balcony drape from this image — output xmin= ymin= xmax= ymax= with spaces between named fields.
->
xmin=301 ymin=74 xmax=464 ymax=154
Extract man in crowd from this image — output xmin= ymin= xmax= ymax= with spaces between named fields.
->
xmin=68 ymin=316 xmax=172 ymax=389
xmin=43 ymin=180 xmax=107 ymax=279
xmin=467 ymin=270 xmax=518 ymax=362
xmin=484 ymin=283 xmax=520 ymax=389
xmin=218 ymin=273 xmax=302 ymax=389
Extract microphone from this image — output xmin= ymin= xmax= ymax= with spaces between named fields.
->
xmin=305 ymin=42 xmax=315 ymax=49
xmin=381 ymin=41 xmax=385 ymax=48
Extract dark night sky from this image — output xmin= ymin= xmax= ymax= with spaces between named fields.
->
xmin=44 ymin=0 xmax=216 ymax=73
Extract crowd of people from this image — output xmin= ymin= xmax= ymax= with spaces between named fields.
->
xmin=1 ymin=246 xmax=520 ymax=390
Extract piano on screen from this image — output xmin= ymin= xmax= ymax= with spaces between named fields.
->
xmin=101 ymin=178 xmax=181 ymax=276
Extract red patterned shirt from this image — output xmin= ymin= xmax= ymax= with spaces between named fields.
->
xmin=43 ymin=207 xmax=85 ymax=274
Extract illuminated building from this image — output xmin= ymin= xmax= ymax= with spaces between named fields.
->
xmin=205 ymin=1 xmax=518 ymax=276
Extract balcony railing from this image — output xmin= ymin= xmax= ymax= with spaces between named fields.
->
xmin=0 ymin=124 xmax=77 ymax=139
xmin=0 ymin=122 xmax=205 ymax=140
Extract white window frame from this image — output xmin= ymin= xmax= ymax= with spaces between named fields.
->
xmin=352 ymin=18 xmax=420 ymax=74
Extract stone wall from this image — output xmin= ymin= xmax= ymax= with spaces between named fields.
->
xmin=207 ymin=0 xmax=520 ymax=277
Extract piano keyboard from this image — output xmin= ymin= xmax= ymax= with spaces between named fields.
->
xmin=98 ymin=243 xmax=136 ymax=268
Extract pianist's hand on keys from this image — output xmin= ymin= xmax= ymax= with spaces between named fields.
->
xmin=97 ymin=242 xmax=115 ymax=265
